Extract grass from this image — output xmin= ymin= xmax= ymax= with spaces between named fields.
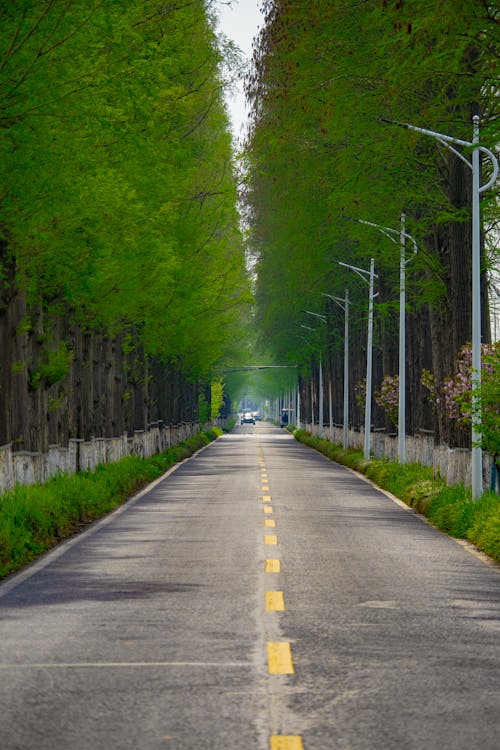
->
xmin=293 ymin=429 xmax=500 ymax=564
xmin=0 ymin=428 xmax=222 ymax=581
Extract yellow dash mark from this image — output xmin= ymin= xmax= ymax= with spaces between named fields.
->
xmin=267 ymin=642 xmax=294 ymax=674
xmin=263 ymin=506 xmax=273 ymax=514
xmin=266 ymin=591 xmax=285 ymax=611
xmin=265 ymin=519 xmax=276 ymax=528
xmin=262 ymin=495 xmax=272 ymax=502
xmin=265 ymin=535 xmax=277 ymax=545
xmin=270 ymin=737 xmax=304 ymax=750
xmin=265 ymin=559 xmax=281 ymax=573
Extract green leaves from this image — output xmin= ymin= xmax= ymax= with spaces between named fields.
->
xmin=245 ymin=0 xmax=499 ymax=443
xmin=1 ymin=0 xmax=251 ymax=378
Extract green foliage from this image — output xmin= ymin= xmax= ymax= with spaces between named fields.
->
xmin=0 ymin=1 xmax=252 ymax=380
xmin=206 ymin=426 xmax=223 ymax=440
xmin=442 ymin=342 xmax=500 ymax=455
xmin=198 ymin=393 xmax=211 ymax=424
xmin=0 ymin=429 xmax=220 ymax=579
xmin=41 ymin=342 xmax=73 ymax=387
xmin=467 ymin=494 xmax=500 ymax=561
xmin=293 ymin=429 xmax=500 ymax=563
xmin=210 ymin=379 xmax=225 ymax=420
xmin=221 ymin=417 xmax=237 ymax=432
xmin=475 ymin=347 xmax=500 ymax=456
xmin=245 ymin=0 xmax=499 ymax=387
xmin=223 ymin=357 xmax=299 ymax=407
xmin=29 ymin=341 xmax=73 ymax=390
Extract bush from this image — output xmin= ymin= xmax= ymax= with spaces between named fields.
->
xmin=466 ymin=493 xmax=500 ymax=561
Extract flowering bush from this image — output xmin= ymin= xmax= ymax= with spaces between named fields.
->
xmin=375 ymin=374 xmax=399 ymax=424
xmin=440 ymin=341 xmax=500 ymax=454
xmin=443 ymin=342 xmax=498 ymax=425
xmin=464 ymin=344 xmax=500 ymax=455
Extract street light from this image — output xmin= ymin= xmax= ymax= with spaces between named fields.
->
xmin=303 ymin=311 xmax=328 ymax=436
xmin=351 ymin=214 xmax=418 ymax=463
xmin=339 ymin=259 xmax=378 ymax=459
xmin=381 ymin=115 xmax=499 ymax=497
xmin=301 ymin=321 xmax=324 ymax=435
xmin=322 ymin=290 xmax=350 ymax=450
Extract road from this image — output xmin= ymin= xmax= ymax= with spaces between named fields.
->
xmin=0 ymin=422 xmax=499 ymax=749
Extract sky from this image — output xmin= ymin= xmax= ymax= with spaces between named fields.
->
xmin=215 ymin=0 xmax=264 ymax=140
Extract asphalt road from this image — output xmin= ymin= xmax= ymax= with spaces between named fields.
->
xmin=1 ymin=422 xmax=499 ymax=750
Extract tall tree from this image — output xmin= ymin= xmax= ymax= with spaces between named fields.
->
xmin=245 ymin=0 xmax=499 ymax=443
xmin=0 ymin=1 xmax=252 ymax=449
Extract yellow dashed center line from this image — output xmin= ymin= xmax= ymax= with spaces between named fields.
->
xmin=266 ymin=591 xmax=285 ymax=611
xmin=270 ymin=737 xmax=304 ymax=750
xmin=269 ymin=734 xmax=304 ymax=750
xmin=265 ymin=559 xmax=281 ymax=573
xmin=267 ymin=642 xmax=294 ymax=674
xmin=258 ymin=453 xmax=299 ymax=745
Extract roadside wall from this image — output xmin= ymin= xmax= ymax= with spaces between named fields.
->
xmin=304 ymin=423 xmax=494 ymax=491
xmin=0 ymin=422 xmax=200 ymax=493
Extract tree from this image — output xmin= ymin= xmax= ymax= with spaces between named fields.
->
xmin=0 ymin=1 xmax=252 ymax=449
xmin=245 ymin=0 xmax=499 ymax=442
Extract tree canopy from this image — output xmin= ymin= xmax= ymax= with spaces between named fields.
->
xmin=244 ymin=0 xmax=499 ymax=444
xmin=0 ymin=0 xmax=252 ymax=378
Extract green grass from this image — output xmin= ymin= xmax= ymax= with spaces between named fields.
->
xmin=293 ymin=429 xmax=500 ymax=564
xmin=0 ymin=428 xmax=222 ymax=580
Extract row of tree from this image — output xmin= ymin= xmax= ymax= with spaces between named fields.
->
xmin=244 ymin=0 xmax=499 ymax=449
xmin=0 ymin=1 xmax=252 ymax=451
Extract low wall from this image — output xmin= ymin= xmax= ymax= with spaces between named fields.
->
xmin=0 ymin=422 xmax=200 ymax=493
xmin=304 ymin=423 xmax=494 ymax=491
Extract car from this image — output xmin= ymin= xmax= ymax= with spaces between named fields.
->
xmin=253 ymin=413 xmax=262 ymax=421
xmin=241 ymin=413 xmax=255 ymax=424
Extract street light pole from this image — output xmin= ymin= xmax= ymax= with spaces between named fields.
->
xmin=350 ymin=214 xmax=418 ymax=462
xmin=399 ymin=213 xmax=407 ymax=463
xmin=302 ymin=314 xmax=326 ymax=436
xmin=322 ymin=289 xmax=350 ymax=450
xmin=339 ymin=260 xmax=378 ymax=459
xmin=300 ymin=324 xmax=317 ymax=430
xmin=381 ymin=116 xmax=498 ymax=497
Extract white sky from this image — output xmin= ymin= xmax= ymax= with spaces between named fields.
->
xmin=215 ymin=0 xmax=264 ymax=140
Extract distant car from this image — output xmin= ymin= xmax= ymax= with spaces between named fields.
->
xmin=253 ymin=413 xmax=262 ymax=421
xmin=241 ymin=413 xmax=255 ymax=424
